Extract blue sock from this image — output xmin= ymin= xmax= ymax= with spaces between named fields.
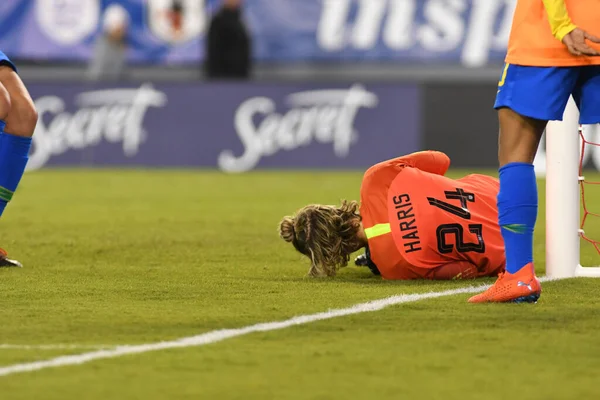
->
xmin=0 ymin=121 xmax=32 ymax=217
xmin=497 ymin=162 xmax=538 ymax=274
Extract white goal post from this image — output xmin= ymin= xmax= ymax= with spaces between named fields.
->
xmin=545 ymin=96 xmax=600 ymax=278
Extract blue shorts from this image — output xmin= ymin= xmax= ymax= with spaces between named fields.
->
xmin=494 ymin=64 xmax=600 ymax=124
xmin=0 ymin=51 xmax=17 ymax=73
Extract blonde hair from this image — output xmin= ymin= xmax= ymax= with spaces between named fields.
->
xmin=279 ymin=200 xmax=362 ymax=277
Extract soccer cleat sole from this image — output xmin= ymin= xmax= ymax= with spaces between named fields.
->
xmin=509 ymin=293 xmax=540 ymax=304
xmin=0 ymin=258 xmax=22 ymax=268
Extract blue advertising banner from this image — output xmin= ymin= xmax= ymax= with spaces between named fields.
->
xmin=0 ymin=0 xmax=214 ymax=64
xmin=0 ymin=0 xmax=514 ymax=66
xmin=26 ymin=82 xmax=420 ymax=171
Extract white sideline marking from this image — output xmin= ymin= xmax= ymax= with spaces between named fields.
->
xmin=0 ymin=344 xmax=113 ymax=350
xmin=0 ymin=284 xmax=490 ymax=377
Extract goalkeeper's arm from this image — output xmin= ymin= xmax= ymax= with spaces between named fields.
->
xmin=354 ymin=247 xmax=380 ymax=276
xmin=365 ymin=151 xmax=451 ymax=178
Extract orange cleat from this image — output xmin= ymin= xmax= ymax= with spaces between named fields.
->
xmin=468 ymin=263 xmax=541 ymax=303
xmin=0 ymin=248 xmax=22 ymax=268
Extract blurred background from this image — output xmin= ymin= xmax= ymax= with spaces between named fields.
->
xmin=3 ymin=0 xmax=598 ymax=173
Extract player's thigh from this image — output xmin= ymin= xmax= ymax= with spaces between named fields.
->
xmin=496 ymin=108 xmax=547 ymax=165
xmin=493 ymin=65 xmax=576 ymax=165
xmin=0 ymin=81 xmax=10 ymax=121
xmin=573 ymin=65 xmax=600 ymax=124
xmin=0 ymin=66 xmax=37 ymax=137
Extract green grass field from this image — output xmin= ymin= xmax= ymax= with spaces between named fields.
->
xmin=0 ymin=169 xmax=599 ymax=400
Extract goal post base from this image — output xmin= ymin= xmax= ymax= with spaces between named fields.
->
xmin=575 ymin=265 xmax=600 ymax=278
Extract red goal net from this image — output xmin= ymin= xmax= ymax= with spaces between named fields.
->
xmin=579 ymin=126 xmax=600 ymax=256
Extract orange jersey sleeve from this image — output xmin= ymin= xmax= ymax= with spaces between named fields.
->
xmin=363 ymin=151 xmax=450 ymax=182
xmin=506 ymin=0 xmax=600 ymax=67
xmin=390 ymin=150 xmax=451 ymax=176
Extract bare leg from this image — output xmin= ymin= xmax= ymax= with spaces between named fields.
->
xmin=0 ymin=80 xmax=10 ymax=123
xmin=0 ymin=66 xmax=37 ymax=137
xmin=0 ymin=66 xmax=37 ymax=268
xmin=498 ymin=108 xmax=546 ymax=166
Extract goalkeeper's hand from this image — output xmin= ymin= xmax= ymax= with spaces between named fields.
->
xmin=354 ymin=250 xmax=380 ymax=276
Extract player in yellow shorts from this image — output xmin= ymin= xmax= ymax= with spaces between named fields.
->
xmin=469 ymin=0 xmax=600 ymax=303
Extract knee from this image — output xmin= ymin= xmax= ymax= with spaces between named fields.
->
xmin=0 ymin=84 xmax=11 ymax=122
xmin=19 ymin=100 xmax=38 ymax=136
xmin=7 ymin=97 xmax=37 ymax=137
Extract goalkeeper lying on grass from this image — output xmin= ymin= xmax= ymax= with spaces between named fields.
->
xmin=279 ymin=151 xmax=506 ymax=280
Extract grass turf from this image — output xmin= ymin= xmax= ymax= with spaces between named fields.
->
xmin=0 ymin=169 xmax=598 ymax=399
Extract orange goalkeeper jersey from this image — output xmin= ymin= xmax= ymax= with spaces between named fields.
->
xmin=506 ymin=0 xmax=600 ymax=66
xmin=359 ymin=151 xmax=505 ymax=280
